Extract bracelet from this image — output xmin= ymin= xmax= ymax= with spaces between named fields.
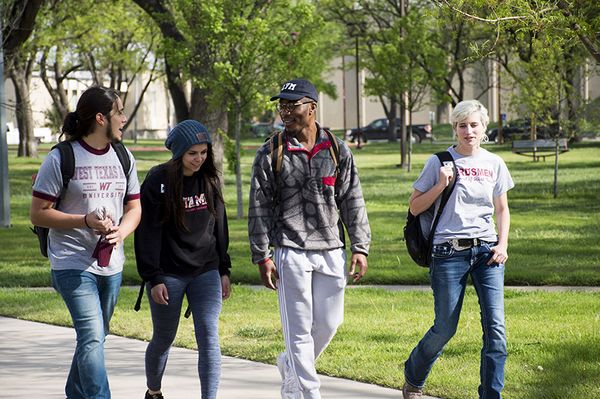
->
xmin=84 ymin=214 xmax=91 ymax=229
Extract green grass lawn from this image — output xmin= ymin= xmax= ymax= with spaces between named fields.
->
xmin=1 ymin=138 xmax=600 ymax=398
xmin=1 ymin=286 xmax=598 ymax=399
xmin=2 ymin=139 xmax=599 ymax=287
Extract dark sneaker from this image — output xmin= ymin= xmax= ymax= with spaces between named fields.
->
xmin=145 ymin=390 xmax=164 ymax=399
xmin=402 ymin=382 xmax=423 ymax=399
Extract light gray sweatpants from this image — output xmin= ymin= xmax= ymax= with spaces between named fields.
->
xmin=275 ymin=246 xmax=347 ymax=399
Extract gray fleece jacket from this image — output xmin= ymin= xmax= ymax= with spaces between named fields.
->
xmin=248 ymin=124 xmax=371 ymax=264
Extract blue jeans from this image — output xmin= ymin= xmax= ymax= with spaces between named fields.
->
xmin=404 ymin=242 xmax=507 ymax=399
xmin=145 ymin=270 xmax=222 ymax=399
xmin=52 ymin=269 xmax=122 ymax=399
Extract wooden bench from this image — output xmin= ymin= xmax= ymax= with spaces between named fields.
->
xmin=512 ymin=139 xmax=569 ymax=161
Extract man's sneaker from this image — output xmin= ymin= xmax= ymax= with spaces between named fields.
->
xmin=145 ymin=390 xmax=164 ymax=399
xmin=276 ymin=352 xmax=301 ymax=399
xmin=402 ymin=382 xmax=423 ymax=399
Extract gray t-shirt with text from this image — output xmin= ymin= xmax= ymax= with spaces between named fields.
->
xmin=413 ymin=146 xmax=514 ymax=244
xmin=32 ymin=140 xmax=140 ymax=275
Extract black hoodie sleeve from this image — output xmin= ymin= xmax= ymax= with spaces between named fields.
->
xmin=214 ymin=194 xmax=232 ymax=277
xmin=135 ymin=168 xmax=166 ymax=287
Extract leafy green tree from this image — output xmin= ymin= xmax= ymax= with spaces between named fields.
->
xmin=362 ymin=3 xmax=436 ymax=170
xmin=437 ymin=0 xmax=600 ymax=135
xmin=436 ymin=0 xmax=600 ymax=198
xmin=324 ymin=0 xmax=445 ymax=169
xmin=426 ymin=3 xmax=494 ymax=109
xmin=133 ymin=0 xmax=228 ymax=172
xmin=435 ymin=0 xmax=599 ymax=61
xmin=35 ymin=0 xmax=160 ymax=136
xmin=211 ymin=0 xmax=340 ymax=217
xmin=134 ymin=0 xmax=339 ymax=217
xmin=2 ymin=0 xmax=45 ymax=157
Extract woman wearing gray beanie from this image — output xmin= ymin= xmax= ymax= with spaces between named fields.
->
xmin=135 ymin=119 xmax=232 ymax=399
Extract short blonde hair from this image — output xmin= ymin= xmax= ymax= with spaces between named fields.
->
xmin=451 ymin=100 xmax=490 ymax=130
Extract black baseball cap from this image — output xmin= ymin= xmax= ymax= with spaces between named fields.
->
xmin=270 ymin=78 xmax=318 ymax=102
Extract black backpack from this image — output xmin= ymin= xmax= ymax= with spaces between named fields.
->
xmin=31 ymin=140 xmax=131 ymax=257
xmin=403 ymin=151 xmax=457 ymax=267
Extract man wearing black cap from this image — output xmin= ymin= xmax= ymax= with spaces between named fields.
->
xmin=248 ymin=79 xmax=371 ymax=399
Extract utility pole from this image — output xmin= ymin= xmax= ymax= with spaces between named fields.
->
xmin=497 ymin=61 xmax=504 ymax=144
xmin=354 ymin=34 xmax=362 ymax=149
xmin=342 ymin=56 xmax=347 ymax=135
xmin=0 ymin=5 xmax=12 ymax=228
xmin=399 ymin=0 xmax=408 ymax=168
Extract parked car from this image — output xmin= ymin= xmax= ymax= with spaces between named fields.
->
xmin=250 ymin=122 xmax=275 ymax=138
xmin=252 ymin=121 xmax=332 ymax=138
xmin=486 ymin=119 xmax=528 ymax=142
xmin=345 ymin=118 xmax=432 ymax=143
xmin=487 ymin=118 xmax=562 ymax=142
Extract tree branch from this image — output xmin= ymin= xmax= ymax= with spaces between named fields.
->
xmin=436 ymin=0 xmax=552 ymax=23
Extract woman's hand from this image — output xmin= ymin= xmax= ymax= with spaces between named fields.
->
xmin=150 ymin=283 xmax=169 ymax=305
xmin=221 ymin=275 xmax=231 ymax=300
xmin=438 ymin=164 xmax=454 ymax=188
xmin=488 ymin=243 xmax=508 ymax=265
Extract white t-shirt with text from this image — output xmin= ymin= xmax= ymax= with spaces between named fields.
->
xmin=413 ymin=146 xmax=514 ymax=244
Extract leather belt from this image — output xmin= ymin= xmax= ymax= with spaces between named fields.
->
xmin=449 ymin=238 xmax=488 ymax=251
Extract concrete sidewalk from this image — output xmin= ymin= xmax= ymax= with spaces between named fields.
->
xmin=0 ymin=316 xmax=439 ymax=399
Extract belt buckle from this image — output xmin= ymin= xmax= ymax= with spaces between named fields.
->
xmin=450 ymin=239 xmax=471 ymax=251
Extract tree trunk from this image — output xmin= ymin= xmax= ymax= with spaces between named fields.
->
xmin=234 ymin=103 xmax=243 ymax=218
xmin=132 ymin=0 xmax=226 ymax=182
xmin=387 ymin=97 xmax=398 ymax=142
xmin=189 ymin=87 xmax=227 ymax=183
xmin=407 ymin=100 xmax=413 ymax=173
xmin=164 ymin=59 xmax=189 ymax=123
xmin=39 ymin=49 xmax=71 ymax=129
xmin=399 ymin=95 xmax=407 ymax=169
xmin=564 ymin=50 xmax=579 ymax=137
xmin=10 ymin=63 xmax=37 ymax=157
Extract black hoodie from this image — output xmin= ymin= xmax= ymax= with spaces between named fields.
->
xmin=135 ymin=165 xmax=231 ymax=287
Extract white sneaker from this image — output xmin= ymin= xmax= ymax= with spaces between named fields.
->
xmin=276 ymin=352 xmax=301 ymax=399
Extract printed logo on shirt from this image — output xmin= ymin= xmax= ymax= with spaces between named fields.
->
xmin=73 ymin=166 xmax=126 ymax=199
xmin=457 ymin=166 xmax=495 ymax=183
xmin=72 ymin=166 xmax=126 ymax=181
xmin=183 ymin=193 xmax=208 ymax=212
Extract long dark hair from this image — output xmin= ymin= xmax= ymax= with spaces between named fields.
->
xmin=61 ymin=86 xmax=119 ymax=141
xmin=163 ymin=143 xmax=223 ymax=232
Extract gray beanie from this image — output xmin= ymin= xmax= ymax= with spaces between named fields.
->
xmin=165 ymin=120 xmax=212 ymax=159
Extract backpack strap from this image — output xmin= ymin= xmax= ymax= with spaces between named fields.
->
xmin=30 ymin=142 xmax=75 ymax=258
xmin=323 ymin=128 xmax=340 ymax=176
xmin=111 ymin=142 xmax=131 ymax=205
xmin=134 ymin=280 xmax=145 ymax=312
xmin=426 ymin=151 xmax=457 ymax=246
xmin=269 ymin=131 xmax=284 ymax=176
xmin=324 ymin=130 xmax=345 ymax=245
xmin=268 ymin=131 xmax=284 ymax=209
xmin=52 ymin=141 xmax=75 ymax=200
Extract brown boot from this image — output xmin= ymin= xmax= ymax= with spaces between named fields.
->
xmin=402 ymin=382 xmax=423 ymax=399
